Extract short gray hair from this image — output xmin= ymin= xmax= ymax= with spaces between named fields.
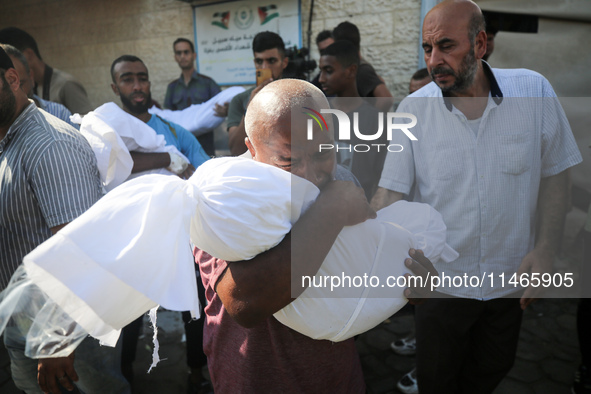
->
xmin=0 ymin=43 xmax=29 ymax=73
xmin=468 ymin=10 xmax=486 ymax=43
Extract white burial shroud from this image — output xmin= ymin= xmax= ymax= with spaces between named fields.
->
xmin=75 ymin=102 xmax=187 ymax=192
xmin=74 ymin=86 xmax=244 ymax=192
xmin=0 ymin=157 xmax=458 ymax=359
xmin=148 ymin=86 xmax=245 ymax=136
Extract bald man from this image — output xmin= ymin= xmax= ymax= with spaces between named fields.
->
xmin=371 ymin=1 xmax=581 ymax=393
xmin=193 ymin=79 xmax=434 ymax=393
xmin=0 ymin=46 xmax=129 ymax=394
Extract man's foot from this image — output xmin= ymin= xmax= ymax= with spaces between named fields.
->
xmin=396 ymin=367 xmax=418 ymax=394
xmin=390 ymin=336 xmax=416 ymax=356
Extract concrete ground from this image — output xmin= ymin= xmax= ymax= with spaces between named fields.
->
xmin=0 ymin=297 xmax=581 ymax=394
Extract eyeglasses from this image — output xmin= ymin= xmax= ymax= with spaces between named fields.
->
xmin=175 ymin=50 xmax=192 ymax=56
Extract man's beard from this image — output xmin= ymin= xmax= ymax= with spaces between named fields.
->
xmin=120 ymin=91 xmax=152 ymax=115
xmin=0 ymin=74 xmax=17 ymax=128
xmin=431 ymin=46 xmax=478 ymax=94
xmin=180 ymin=62 xmax=193 ymax=71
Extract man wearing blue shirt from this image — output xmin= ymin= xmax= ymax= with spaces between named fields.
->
xmin=110 ymin=55 xmax=211 ymax=390
xmin=110 ymin=55 xmax=209 ymax=178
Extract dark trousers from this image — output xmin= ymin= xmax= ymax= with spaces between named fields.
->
xmin=182 ymin=275 xmax=207 ymax=369
xmin=578 ymin=230 xmax=591 ymax=367
xmin=196 ymin=131 xmax=215 ymax=157
xmin=415 ymin=295 xmax=523 ymax=394
xmin=121 ymin=271 xmax=208 ymax=369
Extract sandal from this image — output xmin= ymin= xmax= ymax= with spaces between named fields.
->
xmin=396 ymin=368 xmax=418 ymax=394
xmin=390 ymin=336 xmax=416 ymax=356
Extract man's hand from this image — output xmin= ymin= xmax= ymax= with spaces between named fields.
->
xmin=403 ymin=249 xmax=438 ymax=305
xmin=517 ymin=247 xmax=554 ymax=310
xmin=515 ymin=170 xmax=567 ymax=310
xmin=216 ymin=180 xmax=376 ymax=327
xmin=38 ymin=353 xmax=78 ymax=393
xmin=249 ymin=78 xmax=273 ymax=102
xmin=214 ymin=102 xmax=229 ymax=117
xmin=179 ymin=164 xmax=196 ymax=180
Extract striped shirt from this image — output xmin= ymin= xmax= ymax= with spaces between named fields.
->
xmin=0 ymin=102 xmax=103 ymax=288
xmin=34 ymin=94 xmax=78 ymax=129
xmin=379 ymin=63 xmax=583 ymax=299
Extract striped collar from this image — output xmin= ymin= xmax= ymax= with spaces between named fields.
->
xmin=0 ymin=101 xmax=37 ymax=154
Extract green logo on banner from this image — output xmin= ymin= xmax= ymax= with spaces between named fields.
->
xmin=234 ymin=6 xmax=254 ymax=30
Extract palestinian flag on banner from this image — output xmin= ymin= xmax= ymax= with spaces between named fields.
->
xmin=212 ymin=11 xmax=230 ymax=29
xmin=258 ymin=5 xmax=278 ymax=25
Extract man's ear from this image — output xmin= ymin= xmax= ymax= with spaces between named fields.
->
xmin=4 ymin=69 xmax=21 ymax=93
xmin=346 ymin=64 xmax=358 ymax=80
xmin=245 ymin=136 xmax=256 ymax=159
xmin=281 ymin=56 xmax=289 ymax=71
xmin=111 ymin=83 xmax=119 ymax=96
xmin=474 ymin=30 xmax=487 ymax=60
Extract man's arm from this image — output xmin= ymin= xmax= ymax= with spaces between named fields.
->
xmin=372 ymin=84 xmax=395 ymax=112
xmin=163 ymin=82 xmax=176 ymax=110
xmin=227 ymin=80 xmax=273 ymax=156
xmin=29 ymin=134 xmax=103 ymax=393
xmin=226 ymin=91 xmax=249 ymax=156
xmin=171 ymin=123 xmax=210 ymax=167
xmin=129 ymin=152 xmax=171 ymax=173
xmin=228 ymin=120 xmax=248 ymax=156
xmin=369 ymin=188 xmax=439 ymax=302
xmin=518 ymin=169 xmax=569 ymax=309
xmin=215 ymin=181 xmax=375 ymax=327
xmin=356 ymin=63 xmax=394 ymax=111
xmin=370 ymin=187 xmax=404 ymax=211
xmin=34 ymin=224 xmax=79 ymax=393
xmin=372 ymin=83 xmax=392 ymax=99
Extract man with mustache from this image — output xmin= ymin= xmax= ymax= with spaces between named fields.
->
xmin=110 ymin=55 xmax=211 ymax=389
xmin=110 ymin=55 xmax=209 ymax=179
xmin=0 ymin=46 xmax=129 ymax=394
xmin=371 ymin=0 xmax=582 ymax=393
xmin=1 ymin=44 xmax=78 ymax=129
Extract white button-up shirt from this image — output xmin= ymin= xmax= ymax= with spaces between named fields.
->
xmin=379 ymin=63 xmax=582 ymax=298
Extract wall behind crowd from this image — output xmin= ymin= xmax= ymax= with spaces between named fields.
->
xmin=0 ymin=0 xmax=195 ymax=109
xmin=0 ymin=0 xmax=421 ymax=110
xmin=302 ymin=0 xmax=421 ymax=97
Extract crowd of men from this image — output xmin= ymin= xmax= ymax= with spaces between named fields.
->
xmin=0 ymin=0 xmax=587 ymax=393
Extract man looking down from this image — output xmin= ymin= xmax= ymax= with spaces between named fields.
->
xmin=194 ymin=79 xmax=437 ymax=393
